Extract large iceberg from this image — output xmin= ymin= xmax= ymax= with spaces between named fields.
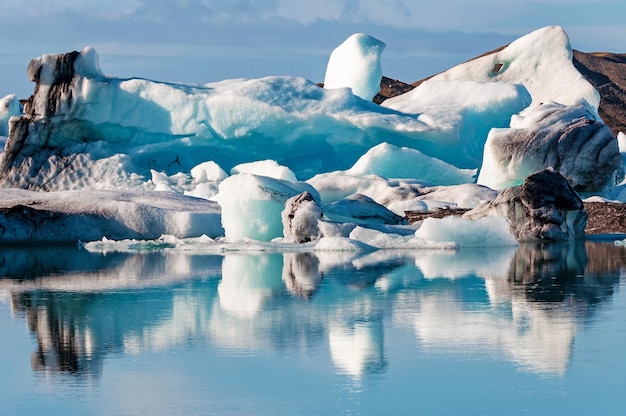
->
xmin=382 ymin=79 xmax=531 ymax=167
xmin=0 ymin=26 xmax=622 ymax=245
xmin=384 ymin=25 xmax=622 ymax=189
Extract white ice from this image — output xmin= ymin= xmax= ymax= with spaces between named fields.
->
xmin=0 ymin=94 xmax=21 ymax=136
xmin=346 ymin=142 xmax=477 ymax=185
xmin=382 ymin=80 xmax=531 ymax=167
xmin=618 ymin=131 xmax=626 ymax=153
xmin=414 ymin=215 xmax=518 ymax=248
xmin=323 ymin=33 xmax=385 ymax=101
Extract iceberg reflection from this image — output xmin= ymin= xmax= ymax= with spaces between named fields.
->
xmin=1 ymin=241 xmax=624 ymax=380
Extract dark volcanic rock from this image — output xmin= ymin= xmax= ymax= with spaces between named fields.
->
xmin=372 ymin=76 xmax=415 ymax=104
xmin=464 ymin=168 xmax=587 ymax=241
xmin=583 ymin=201 xmax=626 ymax=235
xmin=573 ymin=51 xmax=626 ymax=137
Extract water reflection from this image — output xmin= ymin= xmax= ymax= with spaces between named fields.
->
xmin=1 ymin=240 xmax=625 ymax=382
xmin=282 ymin=253 xmax=323 ymax=299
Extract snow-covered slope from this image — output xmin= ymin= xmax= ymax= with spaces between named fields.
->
xmin=411 ymin=26 xmax=600 ymax=117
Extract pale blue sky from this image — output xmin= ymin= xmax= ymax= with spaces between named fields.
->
xmin=1 ymin=0 xmax=624 ymax=98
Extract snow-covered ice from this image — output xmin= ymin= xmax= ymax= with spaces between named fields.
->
xmin=422 ymin=25 xmax=600 ymax=118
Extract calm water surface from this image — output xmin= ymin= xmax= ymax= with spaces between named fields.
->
xmin=1 ymin=240 xmax=626 ymax=415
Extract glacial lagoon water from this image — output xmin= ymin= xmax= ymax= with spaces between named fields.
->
xmin=1 ymin=240 xmax=626 ymax=415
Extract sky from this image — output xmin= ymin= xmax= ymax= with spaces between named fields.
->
xmin=0 ymin=0 xmax=625 ymax=99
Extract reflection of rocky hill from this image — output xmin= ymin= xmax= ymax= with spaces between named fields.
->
xmin=585 ymin=240 xmax=626 ymax=275
xmin=505 ymin=241 xmax=622 ymax=306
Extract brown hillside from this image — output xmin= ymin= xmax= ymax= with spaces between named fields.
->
xmin=573 ymin=51 xmax=626 ymax=137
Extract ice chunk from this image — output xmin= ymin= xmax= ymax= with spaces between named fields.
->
xmin=477 ymin=102 xmax=623 ymax=193
xmin=383 ymin=80 xmax=531 ymax=167
xmin=215 ymin=173 xmax=320 ymax=242
xmin=324 ymin=193 xmax=406 ymax=225
xmin=191 ymin=161 xmax=229 ymax=183
xmin=347 ymin=142 xmax=476 ymax=185
xmin=386 ymin=198 xmax=429 ymax=217
xmin=231 ymin=159 xmax=297 ymax=181
xmin=308 ymin=171 xmax=427 ymax=207
xmin=0 ymin=189 xmax=223 ymax=243
xmin=281 ymin=192 xmax=323 ymax=243
xmin=151 ymin=169 xmax=191 ymax=192
xmin=414 ymin=215 xmax=517 ymax=248
xmin=417 ymin=184 xmax=498 ymax=209
xmin=618 ymin=132 xmax=626 ymax=153
xmin=323 ymin=33 xmax=385 ymax=101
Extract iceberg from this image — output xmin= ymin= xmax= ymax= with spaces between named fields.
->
xmin=323 ymin=33 xmax=386 ymax=101
xmin=0 ymin=47 xmax=441 ymax=190
xmin=422 ymin=26 xmax=600 ymax=116
xmin=215 ymin=173 xmax=320 ymax=242
xmin=0 ymin=26 xmax=622 ymax=245
xmin=408 ymin=25 xmax=623 ymax=190
xmin=477 ymin=102 xmax=623 ymax=193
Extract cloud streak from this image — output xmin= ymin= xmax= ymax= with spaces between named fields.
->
xmin=0 ymin=0 xmax=623 ymax=98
